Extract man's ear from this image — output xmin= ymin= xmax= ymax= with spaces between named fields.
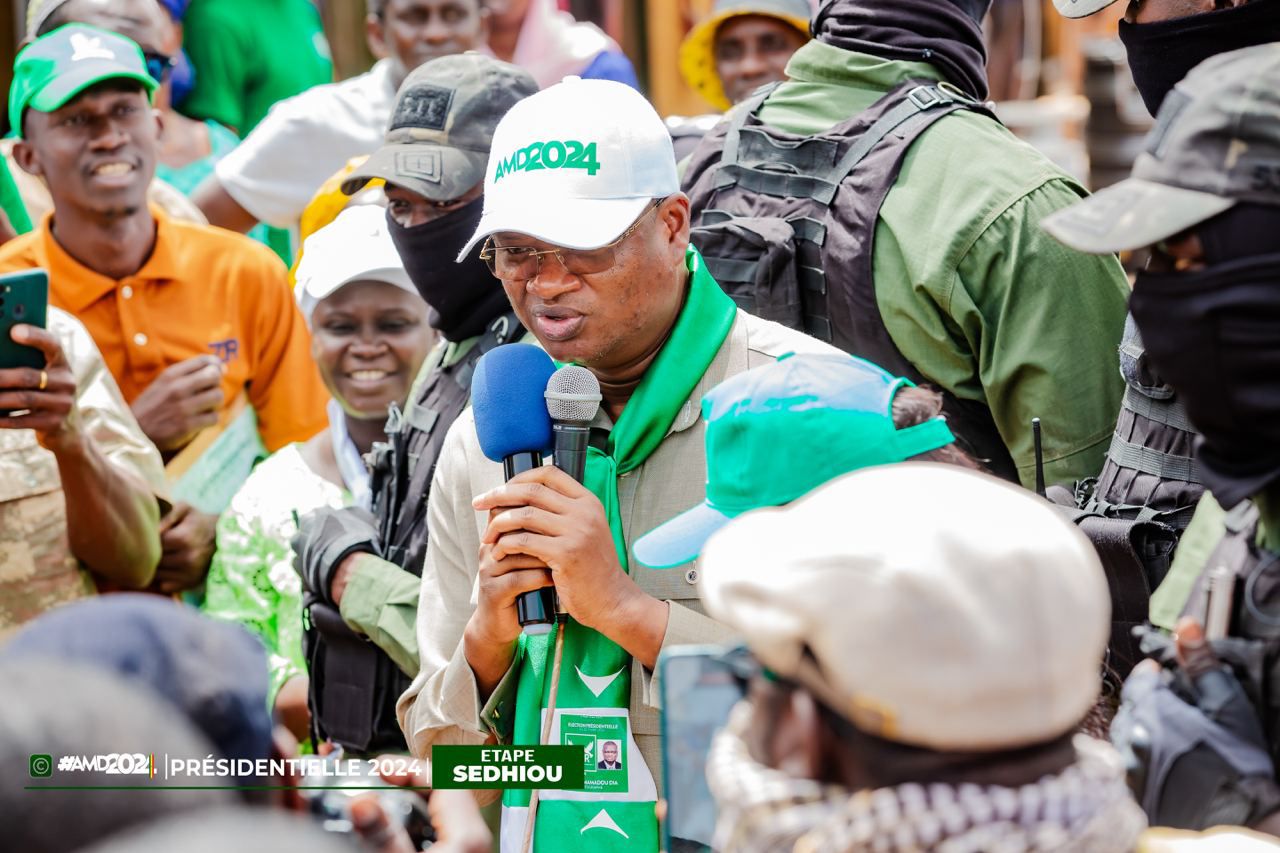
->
xmin=660 ymin=193 xmax=692 ymax=268
xmin=12 ymin=138 xmax=43 ymax=179
xmin=366 ymin=13 xmax=389 ymax=60
xmin=153 ymin=108 xmax=166 ymax=143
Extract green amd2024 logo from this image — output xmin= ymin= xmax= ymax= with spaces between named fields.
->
xmin=494 ymin=140 xmax=600 ymax=183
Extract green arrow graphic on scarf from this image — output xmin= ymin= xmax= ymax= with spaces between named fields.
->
xmin=501 ymin=247 xmax=736 ymax=852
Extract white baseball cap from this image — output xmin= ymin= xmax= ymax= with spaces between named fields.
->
xmin=698 ymin=464 xmax=1111 ymax=752
xmin=1051 ymin=0 xmax=1121 ymax=17
xmin=456 ymin=77 xmax=680 ymax=260
xmin=294 ymin=204 xmax=419 ymax=326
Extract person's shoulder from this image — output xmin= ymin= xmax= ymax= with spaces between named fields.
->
xmin=0 ymin=229 xmax=43 ymax=269
xmin=227 ymin=443 xmax=341 ymax=520
xmin=165 ymin=218 xmax=287 ymax=272
xmin=739 ymin=311 xmax=845 ymax=365
xmin=913 ymin=105 xmax=1081 ymax=202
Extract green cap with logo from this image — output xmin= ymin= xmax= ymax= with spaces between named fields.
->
xmin=9 ymin=24 xmax=157 ymax=140
xmin=1043 ymin=43 xmax=1280 ymax=254
xmin=632 ymin=353 xmax=956 ymax=570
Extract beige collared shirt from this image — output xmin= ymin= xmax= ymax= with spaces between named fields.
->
xmin=0 ymin=308 xmax=166 ymax=636
xmin=397 ymin=310 xmax=840 ymax=791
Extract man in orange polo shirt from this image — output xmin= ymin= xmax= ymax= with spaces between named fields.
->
xmin=0 ymin=25 xmax=328 ymax=591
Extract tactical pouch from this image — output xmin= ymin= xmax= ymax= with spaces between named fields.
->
xmin=692 ymin=214 xmax=808 ymax=332
xmin=304 ymin=595 xmax=410 ymax=753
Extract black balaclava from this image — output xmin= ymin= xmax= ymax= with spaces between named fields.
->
xmin=386 ymin=197 xmax=512 ymax=343
xmin=1129 ymin=203 xmax=1280 ymax=508
xmin=1119 ymin=0 xmax=1280 ymax=116
xmin=812 ymin=0 xmax=993 ymax=100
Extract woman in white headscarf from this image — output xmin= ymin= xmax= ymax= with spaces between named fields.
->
xmin=484 ymin=0 xmax=640 ymax=89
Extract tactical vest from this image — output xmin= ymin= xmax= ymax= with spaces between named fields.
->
xmin=682 ymin=79 xmax=1017 ymax=481
xmin=304 ymin=311 xmax=523 ymax=753
xmin=374 ymin=311 xmax=525 ymax=575
xmin=1085 ymin=316 xmax=1204 ymax=531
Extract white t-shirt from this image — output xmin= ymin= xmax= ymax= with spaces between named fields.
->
xmin=215 ymin=59 xmax=397 ymax=228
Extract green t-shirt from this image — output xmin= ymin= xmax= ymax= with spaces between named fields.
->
xmin=752 ymin=41 xmax=1130 ymax=488
xmin=0 ymin=155 xmax=32 ymax=236
xmin=181 ymin=0 xmax=333 ymax=135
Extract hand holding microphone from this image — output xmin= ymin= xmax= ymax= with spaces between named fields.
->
xmin=471 ymin=346 xmax=634 ymax=630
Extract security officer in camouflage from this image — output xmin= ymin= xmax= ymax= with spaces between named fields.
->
xmin=1 ymin=308 xmax=165 ymax=636
xmin=1045 ymin=44 xmax=1280 ymax=835
xmin=290 ymin=55 xmax=538 ymax=752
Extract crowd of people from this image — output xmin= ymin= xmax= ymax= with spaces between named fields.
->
xmin=2 ymin=0 xmax=1280 ymax=850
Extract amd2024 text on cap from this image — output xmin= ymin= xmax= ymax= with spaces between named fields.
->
xmin=342 ymin=53 xmax=538 ymax=202
xmin=1043 ymin=43 xmax=1280 ymax=255
xmin=457 ymin=76 xmax=681 ymax=259
xmin=9 ymin=23 xmax=156 ymax=139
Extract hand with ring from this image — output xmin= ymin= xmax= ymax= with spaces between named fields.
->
xmin=0 ymin=323 xmax=81 ymax=445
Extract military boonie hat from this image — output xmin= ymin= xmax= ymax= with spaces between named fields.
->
xmin=1050 ymin=0 xmax=1121 ymax=18
xmin=679 ymin=0 xmax=811 ymax=111
xmin=342 ymin=53 xmax=539 ymax=202
xmin=1043 ymin=43 xmax=1280 ymax=254
xmin=633 ymin=353 xmax=955 ymax=570
xmin=9 ymin=24 xmax=157 ymax=139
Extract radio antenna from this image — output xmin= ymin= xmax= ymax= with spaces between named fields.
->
xmin=1033 ymin=418 xmax=1046 ymax=498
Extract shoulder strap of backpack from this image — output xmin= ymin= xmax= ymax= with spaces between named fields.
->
xmin=715 ymin=82 xmax=991 ymax=203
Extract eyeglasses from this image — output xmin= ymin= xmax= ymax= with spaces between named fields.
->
xmin=479 ymin=200 xmax=662 ymax=281
xmin=142 ymin=52 xmax=176 ymax=84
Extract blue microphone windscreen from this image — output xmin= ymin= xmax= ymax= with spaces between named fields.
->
xmin=472 ymin=343 xmax=557 ymax=462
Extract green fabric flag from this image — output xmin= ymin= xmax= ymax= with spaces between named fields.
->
xmin=0 ymin=156 xmax=33 ymax=236
xmin=500 ymin=247 xmax=736 ymax=852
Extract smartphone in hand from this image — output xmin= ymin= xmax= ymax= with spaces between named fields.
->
xmin=659 ymin=644 xmax=749 ymax=853
xmin=0 ymin=269 xmax=49 ymax=369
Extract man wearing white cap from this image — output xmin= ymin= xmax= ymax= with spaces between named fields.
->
xmin=203 ymin=204 xmax=433 ymax=744
xmin=697 ymin=464 xmax=1149 ymax=852
xmin=397 ymin=77 xmax=838 ymax=850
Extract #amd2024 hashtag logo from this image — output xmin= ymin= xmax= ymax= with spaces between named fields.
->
xmin=29 ymin=754 xmax=52 ymax=778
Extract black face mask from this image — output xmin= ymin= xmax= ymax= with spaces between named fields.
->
xmin=1118 ymin=0 xmax=1280 ymax=116
xmin=386 ymin=198 xmax=512 ymax=343
xmin=1130 ymin=250 xmax=1280 ymax=508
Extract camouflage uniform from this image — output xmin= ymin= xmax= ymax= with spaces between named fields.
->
xmin=0 ymin=308 xmax=165 ymax=637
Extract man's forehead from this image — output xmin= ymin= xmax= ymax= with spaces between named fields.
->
xmin=55 ymin=78 xmax=150 ymax=111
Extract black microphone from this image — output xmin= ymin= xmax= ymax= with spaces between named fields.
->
xmin=471 ymin=343 xmax=558 ymax=634
xmin=544 ymin=366 xmax=602 ymax=623
xmin=545 ymin=365 xmax=602 ymax=485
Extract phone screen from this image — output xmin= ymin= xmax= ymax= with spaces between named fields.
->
xmin=660 ymin=646 xmax=746 ymax=852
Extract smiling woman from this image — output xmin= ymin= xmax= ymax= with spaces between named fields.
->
xmin=201 ymin=205 xmax=433 ymax=739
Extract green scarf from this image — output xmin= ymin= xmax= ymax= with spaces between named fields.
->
xmin=501 ymin=247 xmax=736 ymax=852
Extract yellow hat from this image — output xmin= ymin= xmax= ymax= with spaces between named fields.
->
xmin=679 ymin=0 xmax=811 ymax=111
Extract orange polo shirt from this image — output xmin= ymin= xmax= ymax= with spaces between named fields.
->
xmin=0 ymin=209 xmax=327 ymax=452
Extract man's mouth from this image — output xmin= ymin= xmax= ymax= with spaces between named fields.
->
xmin=92 ymin=162 xmax=134 ymax=176
xmin=532 ymin=308 xmax=586 ymax=342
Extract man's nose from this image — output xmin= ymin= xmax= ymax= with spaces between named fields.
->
xmin=422 ymin=17 xmax=454 ymax=44
xmin=88 ymin=120 xmax=129 ymax=150
xmin=737 ymin=47 xmax=770 ymax=79
xmin=524 ymin=254 xmax=581 ymax=300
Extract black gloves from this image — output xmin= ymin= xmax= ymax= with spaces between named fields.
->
xmin=291 ymin=506 xmax=381 ymax=608
xmin=1112 ymin=647 xmax=1280 ymax=830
